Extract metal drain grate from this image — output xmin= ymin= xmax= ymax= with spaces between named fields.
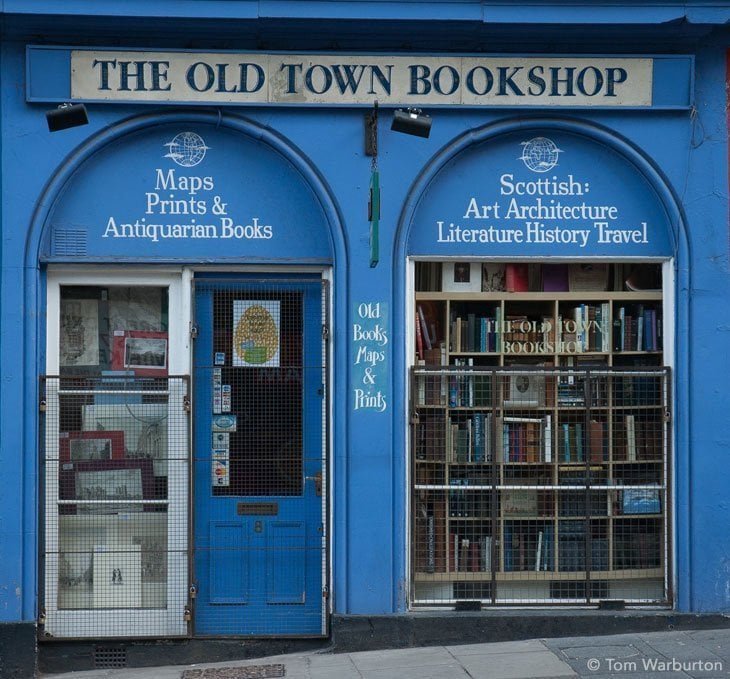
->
xmin=181 ymin=665 xmax=286 ymax=679
xmin=94 ymin=646 xmax=128 ymax=668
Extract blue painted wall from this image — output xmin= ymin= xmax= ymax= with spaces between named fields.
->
xmin=1 ymin=3 xmax=730 ymax=631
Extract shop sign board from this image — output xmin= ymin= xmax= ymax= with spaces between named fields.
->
xmin=27 ymin=48 xmax=693 ymax=109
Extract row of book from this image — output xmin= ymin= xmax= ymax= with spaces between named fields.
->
xmin=416 ymin=502 xmax=661 ymax=574
xmin=450 ymin=311 xmax=502 ymax=353
xmin=557 ymin=420 xmax=607 ymax=463
xmin=449 ymin=533 xmax=493 ymax=572
xmin=416 ymin=415 xmax=662 ymax=465
xmin=416 ymin=261 xmax=660 ymax=294
xmin=447 ymin=413 xmax=495 ymax=462
xmin=614 ymin=306 xmax=661 ymax=352
xmin=617 ymin=415 xmax=663 ymax=461
xmin=418 ymin=302 xmax=661 ymax=358
xmin=504 ymin=523 xmax=554 ymax=572
xmin=503 ymin=416 xmax=551 ymax=462
xmin=561 ymin=303 xmax=610 ymax=353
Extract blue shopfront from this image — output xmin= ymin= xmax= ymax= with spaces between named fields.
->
xmin=1 ymin=17 xmax=730 ymax=674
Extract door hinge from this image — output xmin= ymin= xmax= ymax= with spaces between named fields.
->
xmin=322 ymin=585 xmax=329 ymax=600
xmin=183 ymin=396 xmax=191 ymax=412
xmin=322 ymin=324 xmax=329 ymax=340
xmin=189 ymin=583 xmax=197 ymax=599
xmin=190 ymin=322 xmax=199 ymax=340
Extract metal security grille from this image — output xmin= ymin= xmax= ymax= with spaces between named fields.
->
xmin=207 ymin=289 xmax=304 ymax=497
xmin=410 ymin=366 xmax=671 ymax=606
xmin=40 ymin=375 xmax=189 ymax=638
xmin=192 ymin=278 xmax=328 ymax=637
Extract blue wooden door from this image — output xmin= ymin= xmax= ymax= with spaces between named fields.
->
xmin=193 ymin=275 xmax=326 ymax=636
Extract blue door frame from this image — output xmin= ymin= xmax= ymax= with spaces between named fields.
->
xmin=192 ymin=274 xmax=327 ymax=636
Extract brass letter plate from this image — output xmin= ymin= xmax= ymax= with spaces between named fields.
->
xmin=237 ymin=502 xmax=278 ymax=515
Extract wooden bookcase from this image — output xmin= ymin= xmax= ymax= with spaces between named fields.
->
xmin=410 ymin=262 xmax=670 ymax=605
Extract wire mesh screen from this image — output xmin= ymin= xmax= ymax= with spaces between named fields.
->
xmin=41 ymin=375 xmax=189 ymax=638
xmin=192 ymin=279 xmax=327 ymax=637
xmin=411 ymin=366 xmax=670 ymax=606
xmin=208 ymin=291 xmax=303 ymax=496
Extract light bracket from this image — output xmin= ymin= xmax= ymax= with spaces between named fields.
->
xmin=391 ymin=108 xmax=432 ymax=138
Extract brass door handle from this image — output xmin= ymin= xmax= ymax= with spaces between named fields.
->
xmin=305 ymin=471 xmax=322 ymax=496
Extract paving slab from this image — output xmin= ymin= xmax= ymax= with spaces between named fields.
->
xmin=457 ymin=649 xmax=576 ymax=679
xmin=347 ymin=646 xmax=456 ymax=671
xmin=359 ymin=662 xmax=469 ymax=679
xmin=446 ymin=639 xmax=548 ymax=656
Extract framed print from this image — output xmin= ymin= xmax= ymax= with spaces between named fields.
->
xmin=92 ymin=543 xmax=142 ymax=608
xmin=622 ymin=488 xmax=661 ymax=515
xmin=59 ymin=458 xmax=155 ymax=515
xmin=482 ymin=263 xmax=506 ymax=292
xmin=568 ymin=263 xmax=609 ymax=292
xmin=59 ymin=430 xmax=125 ymax=463
xmin=504 ymin=373 xmax=544 ymax=408
xmin=441 ymin=262 xmax=482 ymax=293
xmin=233 ymin=300 xmax=280 ymax=367
xmin=58 ymin=519 xmax=107 ymax=609
xmin=60 ymin=298 xmax=99 ymax=367
xmin=82 ymin=403 xmax=168 ymax=476
xmin=111 ymin=330 xmax=168 ymax=376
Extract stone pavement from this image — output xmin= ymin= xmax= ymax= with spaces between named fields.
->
xmin=41 ymin=628 xmax=730 ymax=679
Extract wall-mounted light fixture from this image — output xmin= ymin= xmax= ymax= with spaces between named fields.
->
xmin=391 ymin=108 xmax=432 ymax=138
xmin=46 ymin=103 xmax=89 ymax=132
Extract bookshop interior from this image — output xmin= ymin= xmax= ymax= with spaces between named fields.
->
xmin=410 ymin=259 xmax=669 ymax=606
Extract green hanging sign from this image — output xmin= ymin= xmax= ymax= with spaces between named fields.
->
xmin=369 ymin=169 xmax=380 ymax=267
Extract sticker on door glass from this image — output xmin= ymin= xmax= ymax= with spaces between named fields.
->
xmin=212 ymin=414 xmax=237 ymax=432
xmin=213 ymin=368 xmax=222 ymax=414
xmin=214 ymin=352 xmax=226 ymax=366
xmin=232 ymin=300 xmax=280 ymax=367
xmin=212 ymin=451 xmax=229 ymax=486
xmin=212 ymin=432 xmax=229 ymax=449
xmin=221 ymin=384 xmax=231 ymax=412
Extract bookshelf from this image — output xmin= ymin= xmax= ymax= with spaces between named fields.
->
xmin=411 ymin=261 xmax=669 ymax=605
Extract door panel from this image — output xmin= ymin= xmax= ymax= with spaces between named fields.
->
xmin=193 ymin=276 xmax=327 ymax=636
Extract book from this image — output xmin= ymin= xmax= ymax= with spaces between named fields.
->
xmin=459 ymin=539 xmax=470 ymax=573
xmin=575 ymin=422 xmax=584 ymax=462
xmin=468 ymin=540 xmax=481 ymax=573
xmin=541 ymin=524 xmax=554 ymax=571
xmin=543 ymin=414 xmax=552 ymax=463
xmin=480 ymin=535 xmax=493 ymax=572
xmin=415 ymin=311 xmax=424 ymax=360
xmin=505 ymin=263 xmax=529 ymax=292
xmin=417 ymin=305 xmax=432 ymax=351
xmin=426 ymin=509 xmax=435 ymax=573
xmin=561 ymin=423 xmax=571 ymax=462
xmin=626 ymin=414 xmax=637 ymax=462
xmin=589 ymin=419 xmax=606 ymax=462
xmin=541 ymin=263 xmax=569 ymax=291
xmin=473 ymin=413 xmax=484 ymax=462
xmin=449 ymin=532 xmax=459 ymax=572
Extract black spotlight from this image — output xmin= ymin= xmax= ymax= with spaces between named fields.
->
xmin=46 ymin=103 xmax=89 ymax=132
xmin=391 ymin=108 xmax=432 ymax=138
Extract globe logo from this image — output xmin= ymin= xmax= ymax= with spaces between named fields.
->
xmin=519 ymin=137 xmax=562 ymax=173
xmin=163 ymin=131 xmax=210 ymax=167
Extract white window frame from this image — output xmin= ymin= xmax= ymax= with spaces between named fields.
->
xmin=43 ymin=267 xmax=190 ymax=637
